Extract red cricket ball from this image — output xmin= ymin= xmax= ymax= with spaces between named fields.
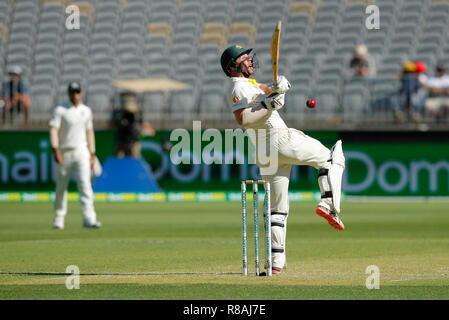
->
xmin=306 ymin=98 xmax=316 ymax=108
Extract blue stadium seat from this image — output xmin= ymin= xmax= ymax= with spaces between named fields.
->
xmin=312 ymin=86 xmax=341 ymax=119
xmin=1 ymin=0 xmax=448 ymax=127
xmin=199 ymin=84 xmax=228 ymax=118
xmin=342 ymin=82 xmax=371 ymax=122
xmin=86 ymin=85 xmax=113 ymax=112
xmin=170 ymin=88 xmax=199 ymax=118
xmin=30 ymin=84 xmax=55 ymax=112
xmin=143 ymin=91 xmax=168 ymax=114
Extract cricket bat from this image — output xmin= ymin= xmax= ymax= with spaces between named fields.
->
xmin=270 ymin=20 xmax=282 ymax=87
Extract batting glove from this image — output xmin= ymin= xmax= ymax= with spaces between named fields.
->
xmin=273 ymin=75 xmax=291 ymax=94
xmin=262 ymin=92 xmax=285 ymax=111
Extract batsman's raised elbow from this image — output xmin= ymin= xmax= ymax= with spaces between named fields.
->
xmin=233 ymin=109 xmax=244 ymax=126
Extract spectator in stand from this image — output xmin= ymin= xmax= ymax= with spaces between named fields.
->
xmin=348 ymin=44 xmax=377 ymax=81
xmin=412 ymin=61 xmax=428 ymax=122
xmin=1 ymin=65 xmax=31 ymax=125
xmin=389 ymin=61 xmax=420 ymax=123
xmin=421 ymin=63 xmax=449 ymax=120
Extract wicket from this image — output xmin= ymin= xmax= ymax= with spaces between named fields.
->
xmin=241 ymin=180 xmax=272 ymax=276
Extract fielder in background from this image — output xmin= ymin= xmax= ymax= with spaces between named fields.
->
xmin=221 ymin=45 xmax=346 ymax=275
xmin=49 ymin=82 xmax=101 ymax=229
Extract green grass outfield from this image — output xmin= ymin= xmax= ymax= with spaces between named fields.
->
xmin=0 ymin=201 xmax=448 ymax=300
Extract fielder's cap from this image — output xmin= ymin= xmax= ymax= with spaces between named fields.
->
xmin=220 ymin=45 xmax=253 ymax=76
xmin=7 ymin=65 xmax=22 ymax=75
xmin=68 ymin=81 xmax=81 ymax=93
xmin=414 ymin=61 xmax=427 ymax=73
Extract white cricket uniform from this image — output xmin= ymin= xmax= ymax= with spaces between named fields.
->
xmin=231 ymin=77 xmax=332 ymax=268
xmin=49 ymin=102 xmax=98 ymax=226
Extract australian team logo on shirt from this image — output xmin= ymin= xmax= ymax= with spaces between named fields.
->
xmin=232 ymin=78 xmax=260 ymax=104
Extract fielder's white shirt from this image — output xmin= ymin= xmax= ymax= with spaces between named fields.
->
xmin=49 ymin=102 xmax=93 ymax=150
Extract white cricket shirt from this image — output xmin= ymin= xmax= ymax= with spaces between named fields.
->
xmin=230 ymin=77 xmax=288 ymax=132
xmin=49 ymin=102 xmax=93 ymax=150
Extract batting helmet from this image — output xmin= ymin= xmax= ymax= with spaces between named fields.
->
xmin=220 ymin=45 xmax=253 ymax=77
xmin=68 ymin=82 xmax=81 ymax=94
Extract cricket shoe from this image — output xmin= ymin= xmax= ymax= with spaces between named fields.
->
xmin=53 ymin=217 xmax=64 ymax=230
xmin=316 ymin=205 xmax=345 ymax=231
xmin=259 ymin=267 xmax=282 ymax=276
xmin=83 ymin=221 xmax=102 ymax=229
xmin=53 ymin=223 xmax=64 ymax=230
xmin=272 ymin=267 xmax=282 ymax=275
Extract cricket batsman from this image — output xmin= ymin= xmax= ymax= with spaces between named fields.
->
xmin=49 ymin=82 xmax=101 ymax=229
xmin=220 ymin=45 xmax=346 ymax=275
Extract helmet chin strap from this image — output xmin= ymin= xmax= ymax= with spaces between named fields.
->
xmin=237 ymin=63 xmax=251 ymax=78
xmin=242 ymin=71 xmax=251 ymax=78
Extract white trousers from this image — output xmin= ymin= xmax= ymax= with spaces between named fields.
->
xmin=54 ymin=147 xmax=97 ymax=225
xmin=260 ymin=129 xmax=332 ymax=268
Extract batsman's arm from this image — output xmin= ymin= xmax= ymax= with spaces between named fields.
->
xmin=233 ymin=104 xmax=271 ymax=128
xmin=260 ymin=77 xmax=290 ymax=95
xmin=259 ymin=83 xmax=274 ymax=95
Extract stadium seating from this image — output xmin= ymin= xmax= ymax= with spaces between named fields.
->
xmin=1 ymin=0 xmax=448 ymax=128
